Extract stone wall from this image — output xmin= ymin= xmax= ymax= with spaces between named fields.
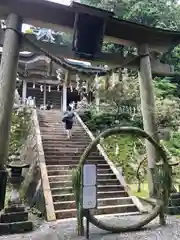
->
xmin=20 ymin=109 xmax=45 ymax=216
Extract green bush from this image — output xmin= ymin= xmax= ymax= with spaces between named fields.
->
xmin=102 ymin=135 xmax=146 ymax=183
xmin=9 ymin=107 xmax=31 ymax=158
xmin=164 ymin=132 xmax=180 ymax=157
xmin=81 ymin=110 xmax=143 ymax=132
xmin=79 ymin=77 xmax=180 ymax=187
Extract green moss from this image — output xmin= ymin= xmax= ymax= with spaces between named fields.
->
xmin=5 ymin=185 xmax=11 ymax=207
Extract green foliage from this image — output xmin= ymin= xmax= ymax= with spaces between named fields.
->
xmin=123 ymin=0 xmax=179 ymax=29
xmin=80 ymin=0 xmax=180 ymax=190
xmin=155 ymin=97 xmax=180 ymax=129
xmin=99 ymin=77 xmax=140 ymax=111
xmin=81 ymin=0 xmax=180 ymax=29
xmin=102 ymin=135 xmax=146 ymax=183
xmin=154 ymin=77 xmax=178 ymax=98
xmin=81 ymin=76 xmax=180 ymax=188
xmin=162 ymin=45 xmax=180 ymax=73
xmin=164 ymin=132 xmax=180 ymax=157
xmin=24 ymin=29 xmax=33 ymax=34
xmin=153 ymin=78 xmax=180 ymax=129
xmin=9 ymin=107 xmax=31 ymax=158
xmin=81 ymin=110 xmax=142 ymax=132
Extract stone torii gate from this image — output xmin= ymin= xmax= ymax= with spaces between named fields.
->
xmin=0 ymin=0 xmax=180 ymax=206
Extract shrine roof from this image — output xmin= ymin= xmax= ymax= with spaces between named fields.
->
xmin=0 ymin=0 xmax=180 ymax=50
xmin=16 ymin=53 xmax=104 ymax=72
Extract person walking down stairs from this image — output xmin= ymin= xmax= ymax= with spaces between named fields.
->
xmin=62 ymin=106 xmax=75 ymax=140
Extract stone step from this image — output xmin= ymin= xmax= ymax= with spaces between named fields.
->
xmin=0 ymin=221 xmax=33 ymax=234
xmin=41 ymin=131 xmax=86 ymax=134
xmin=0 ymin=212 xmax=28 ymax=223
xmin=40 ymin=127 xmax=62 ymax=129
xmin=41 ymin=134 xmax=89 ymax=139
xmin=39 ymin=123 xmax=61 ymax=126
xmin=47 ymin=168 xmax=113 ymax=176
xmin=48 ymin=173 xmax=116 ymax=182
xmin=42 ymin=142 xmax=90 ymax=147
xmin=38 ymin=116 xmax=62 ymax=118
xmin=49 ymin=179 xmax=120 ymax=188
xmin=38 ymin=116 xmax=61 ymax=119
xmin=43 ymin=146 xmax=97 ymax=151
xmin=46 ymin=164 xmax=110 ymax=171
xmin=170 ymin=193 xmax=180 ymax=199
xmin=4 ymin=206 xmax=25 ymax=214
xmin=39 ymin=124 xmax=81 ymax=128
xmin=45 ymin=159 xmax=106 ymax=165
xmin=43 ymin=145 xmax=91 ymax=150
xmin=52 ymin=190 xmax=128 ymax=201
xmin=44 ymin=128 xmax=84 ymax=132
xmin=43 ymin=139 xmax=91 ymax=143
xmin=42 ymin=138 xmax=91 ymax=143
xmin=40 ymin=130 xmax=87 ymax=135
xmin=45 ymin=156 xmax=105 ymax=161
xmin=40 ymin=127 xmax=85 ymax=133
xmin=43 ymin=126 xmax=82 ymax=129
xmin=168 ymin=198 xmax=180 ymax=206
xmin=40 ymin=122 xmax=60 ymax=124
xmin=51 ymin=185 xmax=124 ymax=194
xmin=38 ymin=119 xmax=61 ymax=122
xmin=39 ymin=118 xmax=62 ymax=120
xmin=55 ymin=204 xmax=138 ymax=219
xmin=42 ymin=142 xmax=91 ymax=147
xmin=44 ymin=147 xmax=90 ymax=151
xmin=43 ymin=151 xmax=102 ymax=156
xmin=167 ymin=206 xmax=180 ymax=215
xmin=38 ymin=113 xmax=60 ymax=116
xmin=41 ymin=128 xmax=86 ymax=132
xmin=41 ymin=134 xmax=89 ymax=138
xmin=54 ymin=197 xmax=133 ymax=210
xmin=45 ymin=155 xmax=103 ymax=159
xmin=43 ymin=132 xmax=88 ymax=136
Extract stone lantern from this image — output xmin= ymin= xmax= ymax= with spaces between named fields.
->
xmin=0 ymin=155 xmax=33 ymax=234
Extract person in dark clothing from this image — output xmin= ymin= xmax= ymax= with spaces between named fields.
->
xmin=46 ymin=102 xmax=51 ymax=110
xmin=62 ymin=106 xmax=75 ymax=139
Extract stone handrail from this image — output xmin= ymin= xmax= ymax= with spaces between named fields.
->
xmin=75 ymin=112 xmax=145 ymax=212
xmin=32 ymin=109 xmax=56 ymax=221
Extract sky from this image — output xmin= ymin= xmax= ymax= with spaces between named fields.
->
xmin=22 ymin=0 xmax=72 ymax=32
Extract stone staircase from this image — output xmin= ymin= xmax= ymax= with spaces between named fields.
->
xmin=37 ymin=109 xmax=140 ymax=219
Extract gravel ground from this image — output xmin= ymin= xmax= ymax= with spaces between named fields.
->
xmin=1 ymin=214 xmax=180 ymax=240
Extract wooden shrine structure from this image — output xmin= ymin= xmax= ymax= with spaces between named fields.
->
xmin=14 ymin=52 xmax=98 ymax=109
xmin=0 ymin=0 xmax=180 ymax=206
